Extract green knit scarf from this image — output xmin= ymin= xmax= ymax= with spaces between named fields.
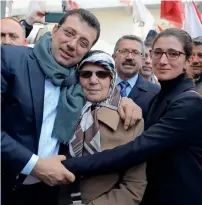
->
xmin=33 ymin=32 xmax=86 ymax=144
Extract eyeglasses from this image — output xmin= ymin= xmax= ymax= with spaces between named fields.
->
xmin=117 ymin=49 xmax=142 ymax=57
xmin=78 ymin=70 xmax=111 ymax=79
xmin=58 ymin=25 xmax=89 ymax=49
xmin=150 ymin=49 xmax=186 ymax=60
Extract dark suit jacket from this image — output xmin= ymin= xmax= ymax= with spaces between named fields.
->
xmin=128 ymin=75 xmax=160 ymax=120
xmin=1 ymin=45 xmax=45 ymax=194
xmin=63 ymin=77 xmax=202 ymax=205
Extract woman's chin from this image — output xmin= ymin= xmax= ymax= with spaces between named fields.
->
xmin=87 ymin=95 xmax=106 ymax=103
xmin=156 ymin=74 xmax=172 ymax=81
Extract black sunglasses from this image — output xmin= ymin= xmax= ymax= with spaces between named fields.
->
xmin=78 ymin=70 xmax=111 ymax=79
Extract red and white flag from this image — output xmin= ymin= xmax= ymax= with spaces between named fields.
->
xmin=160 ymin=0 xmax=184 ymax=28
xmin=67 ymin=0 xmax=79 ymax=10
xmin=132 ymin=0 xmax=155 ymax=40
xmin=120 ymin=0 xmax=132 ymax=6
xmin=183 ymin=1 xmax=202 ymax=38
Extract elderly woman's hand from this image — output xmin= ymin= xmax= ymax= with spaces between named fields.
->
xmin=118 ymin=98 xmax=142 ymax=129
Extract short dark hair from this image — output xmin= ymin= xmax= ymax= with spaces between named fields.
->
xmin=58 ymin=9 xmax=100 ymax=46
xmin=152 ymin=28 xmax=192 ymax=60
xmin=192 ymin=36 xmax=202 ymax=46
xmin=114 ymin=35 xmax=145 ymax=55
xmin=144 ymin=40 xmax=153 ymax=48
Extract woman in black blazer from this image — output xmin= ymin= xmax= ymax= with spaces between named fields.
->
xmin=63 ymin=28 xmax=202 ymax=205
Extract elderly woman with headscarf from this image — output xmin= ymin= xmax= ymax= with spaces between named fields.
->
xmin=59 ymin=50 xmax=147 ymax=205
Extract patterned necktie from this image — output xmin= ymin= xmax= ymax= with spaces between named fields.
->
xmin=119 ymin=81 xmax=130 ymax=97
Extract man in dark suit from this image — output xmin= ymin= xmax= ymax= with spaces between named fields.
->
xmin=189 ymin=36 xmax=202 ymax=94
xmin=113 ymin=35 xmax=160 ymax=120
xmin=1 ymin=9 xmax=141 ymax=205
xmin=0 ymin=17 xmax=27 ymax=45
xmin=1 ymin=9 xmax=100 ymax=205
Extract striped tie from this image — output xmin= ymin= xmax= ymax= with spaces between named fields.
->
xmin=119 ymin=81 xmax=129 ymax=97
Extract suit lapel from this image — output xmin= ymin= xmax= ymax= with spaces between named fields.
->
xmin=128 ymin=85 xmax=140 ymax=100
xmin=128 ymin=75 xmax=148 ymax=100
xmin=28 ymin=56 xmax=45 ymax=141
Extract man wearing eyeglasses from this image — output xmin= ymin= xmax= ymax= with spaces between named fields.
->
xmin=113 ymin=35 xmax=160 ymax=120
xmin=1 ymin=9 xmax=142 ymax=205
xmin=189 ymin=36 xmax=202 ymax=94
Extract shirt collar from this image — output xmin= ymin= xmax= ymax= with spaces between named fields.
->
xmin=116 ymin=74 xmax=139 ymax=88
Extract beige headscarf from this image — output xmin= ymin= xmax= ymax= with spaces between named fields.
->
xmin=69 ymin=50 xmax=120 ymax=157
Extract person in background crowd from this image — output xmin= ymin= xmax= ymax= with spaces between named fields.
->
xmin=113 ymin=35 xmax=160 ymax=120
xmin=0 ymin=9 xmax=45 ymax=46
xmin=189 ymin=36 xmax=202 ymax=94
xmin=63 ymin=28 xmax=202 ymax=205
xmin=1 ymin=8 xmax=141 ymax=205
xmin=58 ymin=50 xmax=147 ymax=205
xmin=139 ymin=40 xmax=159 ymax=84
xmin=0 ymin=17 xmax=28 ymax=45
xmin=20 ymin=9 xmax=46 ymax=38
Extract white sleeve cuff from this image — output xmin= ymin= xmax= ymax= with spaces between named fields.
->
xmin=21 ymin=154 xmax=39 ymax=175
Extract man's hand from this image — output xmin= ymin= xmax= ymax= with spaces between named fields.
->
xmin=118 ymin=98 xmax=142 ymax=129
xmin=31 ymin=155 xmax=75 ymax=186
xmin=26 ymin=10 xmax=46 ymax=26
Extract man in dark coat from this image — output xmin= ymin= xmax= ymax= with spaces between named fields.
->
xmin=113 ymin=35 xmax=160 ymax=120
xmin=1 ymin=9 xmax=100 ymax=205
xmin=189 ymin=36 xmax=202 ymax=94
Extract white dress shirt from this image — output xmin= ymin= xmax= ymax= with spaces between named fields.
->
xmin=22 ymin=80 xmax=60 ymax=184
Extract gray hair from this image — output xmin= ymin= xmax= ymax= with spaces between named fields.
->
xmin=193 ymin=36 xmax=202 ymax=46
xmin=113 ymin=35 xmax=145 ymax=56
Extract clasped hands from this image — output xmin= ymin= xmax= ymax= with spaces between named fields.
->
xmin=31 ymin=98 xmax=142 ymax=186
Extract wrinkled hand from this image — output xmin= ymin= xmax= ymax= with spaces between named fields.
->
xmin=31 ymin=155 xmax=75 ymax=186
xmin=26 ymin=10 xmax=46 ymax=25
xmin=118 ymin=97 xmax=142 ymax=129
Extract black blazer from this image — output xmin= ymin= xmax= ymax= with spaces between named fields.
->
xmin=1 ymin=45 xmax=45 ymax=191
xmin=128 ymin=75 xmax=160 ymax=120
xmin=63 ymin=77 xmax=202 ymax=205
